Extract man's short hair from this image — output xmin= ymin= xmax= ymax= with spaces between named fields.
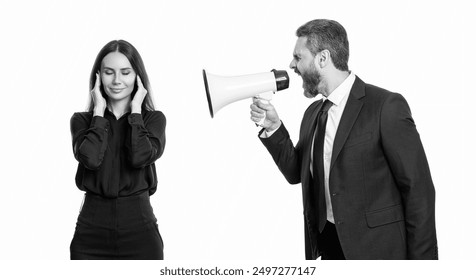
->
xmin=296 ymin=19 xmax=349 ymax=71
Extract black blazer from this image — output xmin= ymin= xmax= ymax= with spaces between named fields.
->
xmin=260 ymin=76 xmax=437 ymax=259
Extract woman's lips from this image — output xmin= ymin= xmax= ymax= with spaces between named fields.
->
xmin=110 ymin=88 xmax=125 ymax=93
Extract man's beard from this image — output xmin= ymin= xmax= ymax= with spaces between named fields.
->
xmin=299 ymin=63 xmax=321 ymax=98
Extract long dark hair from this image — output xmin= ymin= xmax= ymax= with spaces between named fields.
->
xmin=87 ymin=40 xmax=155 ymax=112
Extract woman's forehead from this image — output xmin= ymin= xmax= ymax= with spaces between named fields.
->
xmin=101 ymin=52 xmax=132 ymax=68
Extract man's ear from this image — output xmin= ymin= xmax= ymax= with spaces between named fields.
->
xmin=317 ymin=49 xmax=331 ymax=68
xmin=312 ymin=49 xmax=331 ymax=69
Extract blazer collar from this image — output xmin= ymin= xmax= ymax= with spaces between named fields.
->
xmin=349 ymin=75 xmax=366 ymax=99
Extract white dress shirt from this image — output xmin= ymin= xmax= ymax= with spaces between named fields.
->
xmin=310 ymin=72 xmax=355 ymax=223
xmin=262 ymin=72 xmax=356 ymax=224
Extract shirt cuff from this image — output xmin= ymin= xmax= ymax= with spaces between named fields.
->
xmin=91 ymin=116 xmax=109 ymax=130
xmin=128 ymin=113 xmax=144 ymax=126
xmin=260 ymin=124 xmax=281 ymax=138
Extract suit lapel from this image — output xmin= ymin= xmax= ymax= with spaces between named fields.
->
xmin=307 ymin=100 xmax=323 ymax=143
xmin=330 ymin=76 xmax=366 ymax=171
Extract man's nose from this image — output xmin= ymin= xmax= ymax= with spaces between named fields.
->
xmin=289 ymin=59 xmax=296 ymax=69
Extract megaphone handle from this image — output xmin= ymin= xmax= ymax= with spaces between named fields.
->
xmin=254 ymin=98 xmax=270 ymax=127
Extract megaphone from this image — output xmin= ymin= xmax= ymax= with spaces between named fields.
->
xmin=202 ymin=69 xmax=289 ymax=124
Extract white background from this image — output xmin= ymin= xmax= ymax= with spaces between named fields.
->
xmin=0 ymin=0 xmax=474 ymax=270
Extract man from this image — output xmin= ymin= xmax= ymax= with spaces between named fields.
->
xmin=250 ymin=19 xmax=437 ymax=260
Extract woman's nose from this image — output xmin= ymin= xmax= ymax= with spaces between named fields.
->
xmin=113 ymin=74 xmax=121 ymax=84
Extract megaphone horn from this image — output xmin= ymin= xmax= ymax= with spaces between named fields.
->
xmin=203 ymin=69 xmax=289 ymax=118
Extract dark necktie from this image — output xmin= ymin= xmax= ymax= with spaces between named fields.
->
xmin=313 ymin=99 xmax=333 ymax=233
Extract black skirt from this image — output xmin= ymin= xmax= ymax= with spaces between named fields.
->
xmin=70 ymin=192 xmax=164 ymax=260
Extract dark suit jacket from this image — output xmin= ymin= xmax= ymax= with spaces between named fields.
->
xmin=260 ymin=76 xmax=437 ymax=259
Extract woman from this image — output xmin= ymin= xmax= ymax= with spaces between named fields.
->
xmin=70 ymin=40 xmax=166 ymax=259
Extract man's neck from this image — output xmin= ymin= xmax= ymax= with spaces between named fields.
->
xmin=321 ymin=70 xmax=350 ymax=97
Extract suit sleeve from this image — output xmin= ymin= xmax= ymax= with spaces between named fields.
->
xmin=259 ymin=123 xmax=302 ymax=185
xmin=70 ymin=113 xmax=110 ymax=170
xmin=127 ymin=111 xmax=166 ymax=168
xmin=380 ymin=93 xmax=438 ymax=259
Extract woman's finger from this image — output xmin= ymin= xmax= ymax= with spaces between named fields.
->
xmin=95 ymin=72 xmax=101 ymax=90
xmin=136 ymin=75 xmax=143 ymax=88
xmin=136 ymin=75 xmax=148 ymax=95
